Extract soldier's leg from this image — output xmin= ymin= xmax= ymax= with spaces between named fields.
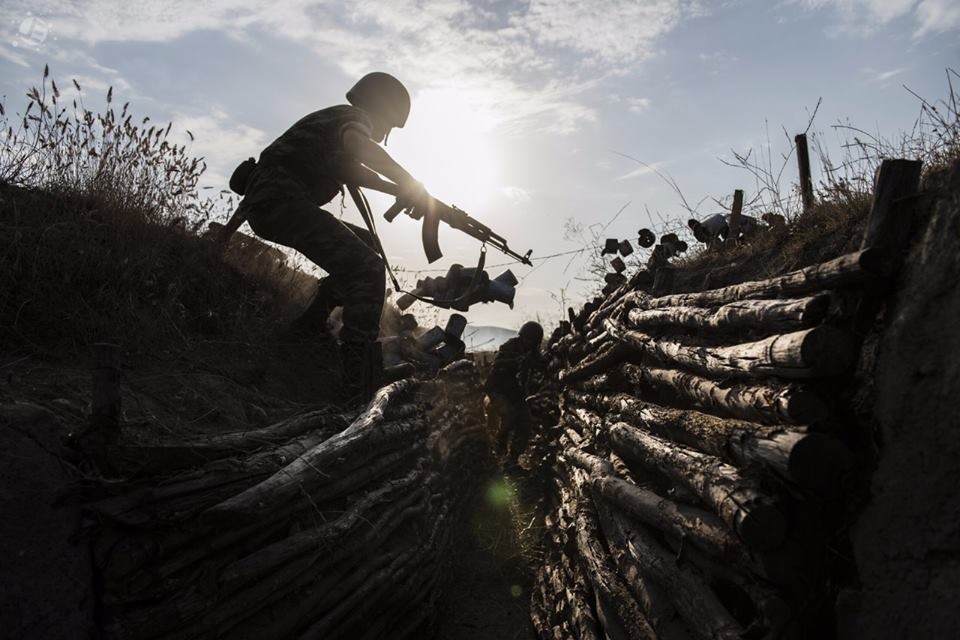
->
xmin=484 ymin=394 xmax=502 ymax=450
xmin=247 ymin=199 xmax=385 ymax=342
xmin=491 ymin=394 xmax=521 ymax=459
xmin=506 ymin=405 xmax=533 ymax=464
xmin=247 ymin=200 xmax=385 ymax=400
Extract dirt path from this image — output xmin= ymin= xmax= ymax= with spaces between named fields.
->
xmin=434 ymin=472 xmax=538 ymax=640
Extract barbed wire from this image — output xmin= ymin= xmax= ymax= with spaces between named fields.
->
xmin=401 ymin=213 xmax=693 ymax=276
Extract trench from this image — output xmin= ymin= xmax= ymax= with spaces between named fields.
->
xmin=3 ymin=158 xmax=958 ymax=639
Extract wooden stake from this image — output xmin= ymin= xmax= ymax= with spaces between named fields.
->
xmin=795 ymin=134 xmax=814 ymax=212
xmin=860 ymin=158 xmax=923 ymax=262
xmin=728 ymin=190 xmax=744 ymax=241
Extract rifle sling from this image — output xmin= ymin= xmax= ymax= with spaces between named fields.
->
xmin=347 ymin=184 xmax=487 ymax=310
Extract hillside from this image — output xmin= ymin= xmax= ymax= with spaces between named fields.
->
xmin=463 ymin=325 xmax=517 ymax=352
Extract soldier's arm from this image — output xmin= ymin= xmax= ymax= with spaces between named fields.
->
xmin=342 ymin=129 xmax=426 ymax=203
xmin=335 ymin=161 xmax=402 ymax=196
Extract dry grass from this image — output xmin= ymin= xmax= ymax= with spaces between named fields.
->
xmin=666 ymin=68 xmax=959 ymax=289
xmin=0 ymin=68 xmax=304 ymax=356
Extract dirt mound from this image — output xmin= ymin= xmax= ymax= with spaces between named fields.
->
xmin=844 ymin=162 xmax=960 ymax=637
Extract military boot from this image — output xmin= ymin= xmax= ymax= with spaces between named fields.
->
xmin=290 ymin=277 xmax=341 ymax=338
xmin=339 ymin=340 xmax=384 ymax=404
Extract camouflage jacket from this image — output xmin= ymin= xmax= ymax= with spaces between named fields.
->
xmin=247 ymin=105 xmax=373 ymax=205
xmin=484 ymin=337 xmax=540 ymax=400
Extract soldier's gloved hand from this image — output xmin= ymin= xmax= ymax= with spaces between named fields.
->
xmin=398 ymin=179 xmax=430 ymax=210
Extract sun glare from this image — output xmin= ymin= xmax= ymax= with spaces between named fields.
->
xmin=389 ymin=87 xmax=501 ymax=213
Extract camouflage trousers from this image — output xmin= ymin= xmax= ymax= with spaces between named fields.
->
xmin=242 ymin=192 xmax=385 ymax=344
xmin=484 ymin=392 xmax=533 ymax=465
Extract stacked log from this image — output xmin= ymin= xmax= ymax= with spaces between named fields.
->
xmin=531 ymin=160 xmax=920 ymax=640
xmin=79 ymin=361 xmax=488 ymax=640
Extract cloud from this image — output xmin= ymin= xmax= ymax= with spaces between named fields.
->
xmin=499 ymin=185 xmax=532 ymax=203
xmin=517 ymin=0 xmax=695 ymax=66
xmin=616 ymin=160 xmax=664 ymax=180
xmin=12 ymin=0 xmax=703 ymax=136
xmin=0 ymin=44 xmax=30 ymax=67
xmin=914 ymin=0 xmax=960 ymax=35
xmin=171 ymin=109 xmax=268 ymax=187
xmin=69 ymin=73 xmax=133 ymax=97
xmin=862 ymin=67 xmax=906 ymax=83
xmin=627 ymin=97 xmax=652 ymax=113
xmin=798 ymin=0 xmax=960 ymax=36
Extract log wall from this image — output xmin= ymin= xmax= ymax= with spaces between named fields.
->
xmin=527 ymin=158 xmax=921 ymax=639
xmin=79 ymin=361 xmax=488 ymax=640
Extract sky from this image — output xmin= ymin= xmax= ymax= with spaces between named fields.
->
xmin=1 ymin=0 xmax=957 ymax=330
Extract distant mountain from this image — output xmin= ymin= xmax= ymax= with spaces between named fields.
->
xmin=462 ymin=325 xmax=516 ymax=352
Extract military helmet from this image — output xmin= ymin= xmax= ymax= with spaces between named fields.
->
xmin=519 ymin=321 xmax=544 ymax=347
xmin=346 ymin=72 xmax=411 ymax=129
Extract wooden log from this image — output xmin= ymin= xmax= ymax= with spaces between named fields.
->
xmin=607 ymin=421 xmax=786 ymax=549
xmin=178 ymin=408 xmax=348 ymax=453
xmin=242 ymin=505 xmax=448 ymax=639
xmin=622 ymin=363 xmax=828 ymax=425
xmin=570 ymin=372 xmax=620 ymax=394
xmin=564 ymin=439 xmax=746 ymax=564
xmin=625 ymin=294 xmax=830 ymax=334
xmin=599 ymin=505 xmax=744 ymax=640
xmin=607 ymin=319 xmax=857 ymax=380
xmin=623 ymin=248 xmax=887 ymax=310
xmin=796 ymin=134 xmax=814 ymax=212
xmin=585 ymin=486 xmax=691 ymax=640
xmin=553 ymin=548 xmax=602 ymax=640
xmin=666 ymin=537 xmax=792 ymax=637
xmin=543 ymin=499 xmax=604 ymax=640
xmin=600 ymin=505 xmax=745 ymax=640
xmin=202 ymin=380 xmax=423 ymax=523
xmin=299 ymin=545 xmax=423 ymax=639
xmin=532 ymin=565 xmax=575 ymax=640
xmin=86 ymin=471 xmax=269 ymax=528
xmin=127 ymin=478 xmax=432 ymax=639
xmin=308 ymin=444 xmax=424 ymax=504
xmin=584 ymin=269 xmax=654 ymax=332
xmin=592 ymin=474 xmax=749 ymax=565
xmin=567 ymin=391 xmax=852 ymax=492
xmin=304 ymin=504 xmax=448 ymax=640
xmin=565 ymin=469 xmax=657 ymax=640
xmin=559 ymin=340 xmax=628 ymax=384
xmin=218 ymin=470 xmax=425 ymax=591
xmin=102 ymin=407 xmax=348 ymax=475
xmin=228 ymin=553 xmax=390 ymax=640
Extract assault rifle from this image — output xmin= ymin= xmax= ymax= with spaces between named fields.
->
xmin=383 ymin=197 xmax=533 ymax=266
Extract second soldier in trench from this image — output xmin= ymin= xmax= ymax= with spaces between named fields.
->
xmin=483 ymin=321 xmax=545 ymax=470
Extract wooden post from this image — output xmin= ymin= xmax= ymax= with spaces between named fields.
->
xmin=91 ymin=342 xmax=121 ymax=444
xmin=728 ymin=189 xmax=744 ymax=242
xmin=795 ymin=134 xmax=814 ymax=212
xmin=651 ymin=266 xmax=675 ymax=296
xmin=860 ymin=159 xmax=923 ymax=260
xmin=853 ymin=158 xmax=923 ymax=331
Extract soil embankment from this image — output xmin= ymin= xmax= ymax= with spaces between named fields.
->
xmin=842 ymin=163 xmax=960 ymax=637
